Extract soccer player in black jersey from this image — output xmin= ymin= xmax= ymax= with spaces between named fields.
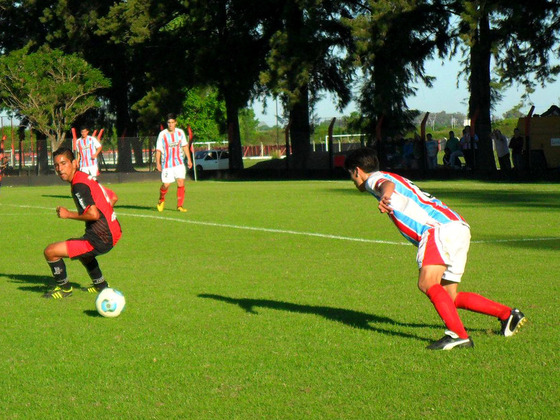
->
xmin=43 ymin=147 xmax=121 ymax=299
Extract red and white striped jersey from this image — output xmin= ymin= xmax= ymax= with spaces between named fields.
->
xmin=76 ymin=136 xmax=101 ymax=168
xmin=156 ymin=128 xmax=187 ymax=169
xmin=365 ymin=171 xmax=467 ymax=246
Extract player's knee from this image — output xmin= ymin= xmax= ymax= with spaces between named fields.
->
xmin=44 ymin=244 xmax=56 ymax=261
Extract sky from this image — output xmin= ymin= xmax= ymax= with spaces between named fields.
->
xmin=252 ymin=56 xmax=560 ymax=127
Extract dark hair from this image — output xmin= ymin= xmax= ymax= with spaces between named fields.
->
xmin=344 ymin=147 xmax=379 ymax=172
xmin=167 ymin=113 xmax=177 ymax=121
xmin=80 ymin=126 xmax=89 ymax=132
xmin=53 ymin=147 xmax=75 ymax=161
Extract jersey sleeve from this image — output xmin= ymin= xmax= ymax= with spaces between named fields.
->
xmin=92 ymin=137 xmax=102 ymax=148
xmin=73 ymin=182 xmax=95 ymax=214
xmin=178 ymin=129 xmax=188 ymax=146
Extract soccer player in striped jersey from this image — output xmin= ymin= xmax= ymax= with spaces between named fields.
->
xmin=344 ymin=147 xmax=526 ymax=350
xmin=43 ymin=147 xmax=121 ymax=299
xmin=155 ymin=114 xmax=193 ymax=212
xmin=76 ymin=127 xmax=102 ymax=177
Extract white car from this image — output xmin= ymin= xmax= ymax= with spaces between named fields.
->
xmin=193 ymin=149 xmax=229 ymax=172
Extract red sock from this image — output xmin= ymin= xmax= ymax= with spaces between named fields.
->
xmin=455 ymin=292 xmax=511 ymax=320
xmin=177 ymin=186 xmax=185 ymax=207
xmin=426 ymin=284 xmax=469 ymax=339
xmin=159 ymin=187 xmax=168 ymax=202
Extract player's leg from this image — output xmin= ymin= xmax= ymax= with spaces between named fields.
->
xmin=43 ymin=241 xmax=73 ymax=298
xmin=454 ymin=291 xmax=525 ymax=337
xmin=417 ymin=226 xmax=472 ymax=350
xmin=419 ymin=265 xmax=472 ymax=350
xmin=79 ymin=256 xmax=109 ymax=293
xmin=157 ymin=180 xmax=171 ymax=212
xmin=175 ymin=165 xmax=187 ymax=212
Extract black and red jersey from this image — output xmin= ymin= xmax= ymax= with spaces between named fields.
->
xmin=71 ymin=171 xmax=122 ymax=249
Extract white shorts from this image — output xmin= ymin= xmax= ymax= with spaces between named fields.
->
xmin=161 ymin=164 xmax=186 ymax=184
xmin=416 ymin=221 xmax=471 ymax=282
xmin=80 ymin=165 xmax=99 ymax=177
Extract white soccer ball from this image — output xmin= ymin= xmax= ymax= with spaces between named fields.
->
xmin=95 ymin=288 xmax=126 ymax=318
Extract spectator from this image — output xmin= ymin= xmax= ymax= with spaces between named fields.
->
xmin=492 ymin=129 xmax=511 ymax=171
xmin=509 ymin=128 xmax=524 ymax=170
xmin=447 ymin=131 xmax=463 ymax=168
xmin=461 ymin=126 xmax=478 ymax=169
xmin=425 ymin=134 xmax=439 ymax=170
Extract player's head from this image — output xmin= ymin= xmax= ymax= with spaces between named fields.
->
xmin=344 ymin=148 xmax=379 ymax=192
xmin=166 ymin=113 xmax=177 ymax=130
xmin=344 ymin=148 xmax=379 ymax=173
xmin=53 ymin=147 xmax=78 ymax=182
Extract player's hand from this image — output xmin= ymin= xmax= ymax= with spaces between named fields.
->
xmin=56 ymin=206 xmax=70 ymax=219
xmin=156 ymin=164 xmax=162 ymax=172
xmin=187 ymin=160 xmax=193 ymax=169
xmin=378 ymin=196 xmax=393 ymax=214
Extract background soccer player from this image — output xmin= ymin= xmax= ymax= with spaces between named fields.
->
xmin=155 ymin=113 xmax=193 ymax=212
xmin=344 ymin=147 xmax=526 ymax=350
xmin=76 ymin=126 xmax=102 ymax=177
xmin=43 ymin=147 xmax=121 ymax=299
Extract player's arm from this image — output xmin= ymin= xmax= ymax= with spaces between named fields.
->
xmin=57 ymin=204 xmax=100 ymax=221
xmin=182 ymin=144 xmax=193 ymax=169
xmin=377 ymin=180 xmax=395 ymax=214
xmin=155 ymin=150 xmax=162 ymax=171
xmin=94 ymin=145 xmax=102 ymax=159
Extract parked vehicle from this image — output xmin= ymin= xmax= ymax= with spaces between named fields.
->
xmin=193 ymin=149 xmax=229 ymax=172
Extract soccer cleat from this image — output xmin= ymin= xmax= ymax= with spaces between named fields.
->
xmin=42 ymin=286 xmax=73 ymax=299
xmin=426 ymin=330 xmax=474 ymax=351
xmin=156 ymin=201 xmax=165 ymax=212
xmin=81 ymin=283 xmax=109 ymax=294
xmin=177 ymin=206 xmax=187 ymax=212
xmin=500 ymin=308 xmax=526 ymax=337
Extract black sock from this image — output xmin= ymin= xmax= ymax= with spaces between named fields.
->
xmin=81 ymin=257 xmax=108 ymax=289
xmin=47 ymin=259 xmax=70 ymax=289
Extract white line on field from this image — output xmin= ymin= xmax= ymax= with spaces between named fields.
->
xmin=2 ymin=203 xmax=559 ymax=245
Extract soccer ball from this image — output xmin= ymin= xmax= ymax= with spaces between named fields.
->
xmin=95 ymin=288 xmax=126 ymax=318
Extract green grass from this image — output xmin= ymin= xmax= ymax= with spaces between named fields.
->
xmin=0 ymin=178 xmax=559 ymax=419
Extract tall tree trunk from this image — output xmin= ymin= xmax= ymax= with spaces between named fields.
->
xmin=113 ymin=68 xmax=134 ymax=172
xmin=468 ymin=11 xmax=496 ymax=172
xmin=289 ymin=84 xmax=311 ymax=171
xmin=225 ymin=99 xmax=244 ymax=171
xmin=36 ymin=131 xmax=49 ymax=175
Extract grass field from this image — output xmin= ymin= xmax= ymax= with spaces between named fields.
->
xmin=0 ymin=178 xmax=559 ymax=419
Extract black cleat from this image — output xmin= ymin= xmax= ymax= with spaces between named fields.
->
xmin=427 ymin=330 xmax=474 ymax=351
xmin=81 ymin=283 xmax=109 ymax=294
xmin=500 ymin=308 xmax=526 ymax=337
xmin=42 ymin=286 xmax=73 ymax=299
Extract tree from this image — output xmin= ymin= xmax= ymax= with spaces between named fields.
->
xmin=455 ymin=0 xmax=560 ymax=171
xmin=179 ymin=87 xmax=226 ymax=143
xmin=0 ymin=46 xmax=110 ymax=160
xmin=351 ymin=0 xmax=453 ymax=149
xmin=239 ymin=108 xmax=260 ymax=145
xmin=262 ymin=0 xmax=356 ymax=170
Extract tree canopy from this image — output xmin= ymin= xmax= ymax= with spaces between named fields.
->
xmin=0 ymin=46 xmax=110 ymax=150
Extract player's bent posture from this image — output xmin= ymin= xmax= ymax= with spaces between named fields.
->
xmin=43 ymin=147 xmax=121 ymax=299
xmin=156 ymin=113 xmax=193 ymax=212
xmin=344 ymin=148 xmax=526 ymax=350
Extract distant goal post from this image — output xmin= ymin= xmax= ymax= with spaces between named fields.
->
xmin=323 ymin=134 xmax=366 ymax=152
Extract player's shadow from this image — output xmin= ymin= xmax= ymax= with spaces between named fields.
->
xmin=199 ymin=293 xmax=442 ymax=343
xmin=0 ymin=273 xmax=80 ymax=295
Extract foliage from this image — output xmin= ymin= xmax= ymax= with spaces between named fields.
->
xmin=351 ymin=0 xmax=453 ymax=141
xmin=238 ymin=108 xmax=260 ymax=145
xmin=0 ymin=46 xmax=110 ymax=150
xmin=179 ymin=87 xmax=226 ymax=143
